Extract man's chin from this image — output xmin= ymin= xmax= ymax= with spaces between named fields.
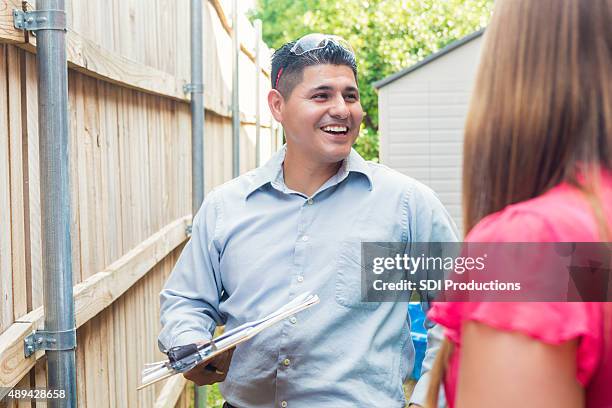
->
xmin=319 ymin=144 xmax=353 ymax=163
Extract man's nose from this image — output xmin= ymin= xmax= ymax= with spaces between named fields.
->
xmin=329 ymin=95 xmax=349 ymax=119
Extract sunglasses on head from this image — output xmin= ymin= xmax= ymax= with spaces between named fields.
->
xmin=275 ymin=34 xmax=355 ymax=89
xmin=289 ymin=33 xmax=355 ymax=56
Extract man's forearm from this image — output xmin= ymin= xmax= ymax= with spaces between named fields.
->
xmin=409 ymin=324 xmax=445 ymax=406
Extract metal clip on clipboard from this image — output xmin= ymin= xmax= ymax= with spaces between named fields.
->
xmin=166 ymin=335 xmax=220 ymax=372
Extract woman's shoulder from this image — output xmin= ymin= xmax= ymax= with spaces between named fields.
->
xmin=467 ymin=181 xmax=609 ymax=242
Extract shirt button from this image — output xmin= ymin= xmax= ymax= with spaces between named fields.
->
xmin=283 ymin=358 xmax=291 ymax=366
xmin=289 ymin=316 xmax=297 ymax=324
xmin=297 ymin=275 xmax=304 ymax=283
xmin=301 ymin=235 xmax=309 ymax=242
xmin=306 ymin=198 xmax=314 ymax=205
xmin=281 ymin=402 xmax=288 ymax=407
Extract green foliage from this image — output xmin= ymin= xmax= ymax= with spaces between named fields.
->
xmin=353 ymin=126 xmax=379 ymax=163
xmin=249 ymin=0 xmax=493 ymax=160
xmin=206 ymin=384 xmax=224 ymax=407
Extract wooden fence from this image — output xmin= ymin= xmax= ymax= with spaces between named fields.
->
xmin=0 ymin=0 xmax=281 ymax=406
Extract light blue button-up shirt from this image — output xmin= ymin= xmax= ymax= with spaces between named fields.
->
xmin=159 ymin=147 xmax=458 ymax=407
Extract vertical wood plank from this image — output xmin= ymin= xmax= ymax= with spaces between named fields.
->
xmin=161 ymin=99 xmax=173 ymax=222
xmin=83 ymin=75 xmax=103 ymax=278
xmin=126 ymin=90 xmax=143 ymax=244
xmin=24 ymin=52 xmax=43 ymax=311
xmin=112 ymin=297 xmax=128 ymax=406
xmin=104 ymin=306 xmax=117 ymax=408
xmin=75 ymin=325 xmax=88 ymax=407
xmin=147 ymin=96 xmax=162 ymax=232
xmin=74 ymin=73 xmax=91 ymax=284
xmin=159 ymin=0 xmax=176 ymax=75
xmin=81 ymin=76 xmax=109 ymax=406
xmin=34 ymin=355 xmax=47 ymax=389
xmin=13 ymin=375 xmax=31 ymax=408
xmin=137 ymin=280 xmax=151 ymax=406
xmin=124 ymin=289 xmax=138 ymax=407
xmin=117 ymin=87 xmax=131 ymax=255
xmin=109 ymin=84 xmax=124 ymax=261
xmin=97 ymin=79 xmax=111 ymax=268
xmin=83 ymin=319 xmax=99 ymax=407
xmin=95 ymin=311 xmax=111 ymax=408
xmin=175 ymin=102 xmax=190 ymax=216
xmin=7 ymin=46 xmax=27 ymax=320
xmin=99 ymin=81 xmax=122 ymax=264
xmin=68 ymin=73 xmax=83 ymax=288
xmin=137 ymin=92 xmax=151 ymax=239
xmin=0 ymin=45 xmax=14 ymax=333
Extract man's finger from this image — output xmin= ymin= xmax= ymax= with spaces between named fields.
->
xmin=182 ymin=346 xmax=235 ymax=386
xmin=183 ymin=366 xmax=227 ymax=386
xmin=204 ymin=364 xmax=226 ymax=375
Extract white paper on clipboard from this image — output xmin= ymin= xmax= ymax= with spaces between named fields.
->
xmin=139 ymin=292 xmax=320 ymax=390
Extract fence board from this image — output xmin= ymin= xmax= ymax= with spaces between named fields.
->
xmin=0 ymin=0 xmax=23 ymax=44
xmin=0 ymin=45 xmax=13 ymax=333
xmin=7 ymin=45 xmax=27 ymax=320
xmin=112 ymin=297 xmax=128 ymax=406
xmin=155 ymin=375 xmax=186 ymax=408
xmin=75 ymin=327 xmax=87 ymax=406
xmin=65 ymin=30 xmax=188 ymax=102
xmin=23 ymin=52 xmax=42 ymax=311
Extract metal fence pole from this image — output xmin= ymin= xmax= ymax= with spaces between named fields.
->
xmin=254 ymin=19 xmax=262 ymax=167
xmin=190 ymin=0 xmax=205 ymax=216
xmin=231 ymin=0 xmax=240 ymax=177
xmin=189 ymin=0 xmax=206 ymax=405
xmin=35 ymin=0 xmax=77 ymax=406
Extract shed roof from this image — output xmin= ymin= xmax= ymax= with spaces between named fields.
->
xmin=372 ymin=29 xmax=484 ymax=89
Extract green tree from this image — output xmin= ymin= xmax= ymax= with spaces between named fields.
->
xmin=249 ymin=0 xmax=493 ymax=161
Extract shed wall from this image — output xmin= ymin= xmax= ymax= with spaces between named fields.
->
xmin=378 ymin=36 xmax=483 ymax=235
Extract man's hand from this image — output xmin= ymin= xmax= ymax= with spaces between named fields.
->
xmin=183 ymin=343 xmax=235 ymax=386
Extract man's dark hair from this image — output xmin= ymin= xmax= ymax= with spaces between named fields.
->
xmin=271 ymin=39 xmax=358 ymax=99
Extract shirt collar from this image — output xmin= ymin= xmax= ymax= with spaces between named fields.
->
xmin=245 ymin=145 xmax=373 ymax=200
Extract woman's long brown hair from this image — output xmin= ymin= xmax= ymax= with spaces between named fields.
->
xmin=426 ymin=0 xmax=612 ymax=406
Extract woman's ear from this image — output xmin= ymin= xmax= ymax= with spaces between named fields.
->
xmin=268 ymin=89 xmax=284 ymax=123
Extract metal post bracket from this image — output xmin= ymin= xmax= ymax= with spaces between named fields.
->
xmin=13 ymin=9 xmax=67 ymax=32
xmin=183 ymin=83 xmax=204 ymax=94
xmin=24 ymin=328 xmax=77 ymax=358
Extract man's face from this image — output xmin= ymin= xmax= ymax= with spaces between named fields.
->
xmin=272 ymin=64 xmax=363 ymax=164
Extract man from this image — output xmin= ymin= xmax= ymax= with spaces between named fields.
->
xmin=158 ymin=34 xmax=457 ymax=407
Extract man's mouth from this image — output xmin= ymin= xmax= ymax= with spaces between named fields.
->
xmin=320 ymin=125 xmax=349 ymax=136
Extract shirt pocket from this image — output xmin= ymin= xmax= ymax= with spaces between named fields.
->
xmin=335 ymin=240 xmax=376 ymax=309
xmin=335 ymin=239 xmax=401 ymax=309
xmin=334 ymin=197 xmax=407 ymax=309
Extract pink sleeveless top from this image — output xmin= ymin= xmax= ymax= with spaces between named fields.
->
xmin=428 ymin=170 xmax=612 ymax=407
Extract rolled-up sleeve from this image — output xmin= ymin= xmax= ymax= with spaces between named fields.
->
xmin=408 ymin=183 xmax=459 ymax=406
xmin=158 ymin=190 xmax=225 ymax=352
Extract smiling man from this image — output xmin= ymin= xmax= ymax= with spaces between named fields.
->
xmin=158 ymin=34 xmax=457 ymax=407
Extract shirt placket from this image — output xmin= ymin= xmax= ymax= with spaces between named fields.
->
xmin=274 ymin=196 xmax=315 ymax=408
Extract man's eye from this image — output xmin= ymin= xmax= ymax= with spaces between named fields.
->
xmin=312 ymin=94 xmax=328 ymax=100
xmin=345 ymin=94 xmax=358 ymax=101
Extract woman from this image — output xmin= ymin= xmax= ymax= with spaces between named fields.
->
xmin=425 ymin=0 xmax=611 ymax=407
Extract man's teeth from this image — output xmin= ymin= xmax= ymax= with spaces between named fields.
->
xmin=322 ymin=126 xmax=348 ymax=132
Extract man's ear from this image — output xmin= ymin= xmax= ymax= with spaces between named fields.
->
xmin=268 ymin=89 xmax=285 ymax=123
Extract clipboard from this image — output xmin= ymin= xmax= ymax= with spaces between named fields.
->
xmin=139 ymin=292 xmax=320 ymax=390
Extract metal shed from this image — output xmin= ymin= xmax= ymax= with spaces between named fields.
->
xmin=373 ymin=30 xmax=484 ymax=235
